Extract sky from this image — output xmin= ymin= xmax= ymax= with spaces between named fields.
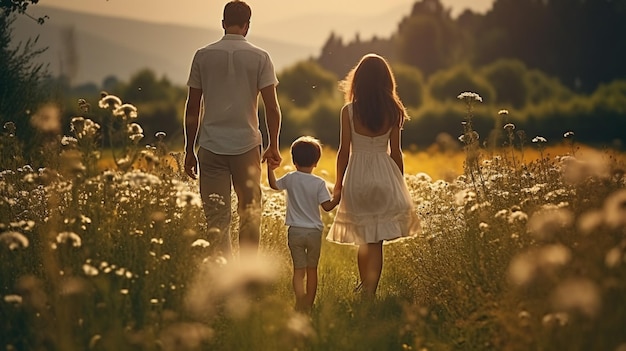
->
xmin=38 ymin=0 xmax=495 ymax=39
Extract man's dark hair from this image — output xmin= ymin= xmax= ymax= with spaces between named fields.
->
xmin=223 ymin=1 xmax=251 ymax=27
xmin=291 ymin=136 xmax=322 ymax=167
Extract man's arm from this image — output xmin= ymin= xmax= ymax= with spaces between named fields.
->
xmin=183 ymin=87 xmax=202 ymax=179
xmin=260 ymin=85 xmax=282 ymax=167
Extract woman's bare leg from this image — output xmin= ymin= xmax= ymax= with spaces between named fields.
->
xmin=358 ymin=242 xmax=383 ymax=297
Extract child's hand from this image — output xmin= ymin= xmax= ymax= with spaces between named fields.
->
xmin=268 ymin=162 xmax=280 ymax=171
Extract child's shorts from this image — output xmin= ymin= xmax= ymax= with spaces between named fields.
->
xmin=287 ymin=226 xmax=322 ymax=269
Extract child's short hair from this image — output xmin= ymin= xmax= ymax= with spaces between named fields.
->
xmin=290 ymin=136 xmax=322 ymax=167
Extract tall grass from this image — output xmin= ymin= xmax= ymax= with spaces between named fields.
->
xmin=1 ymin=92 xmax=625 ymax=350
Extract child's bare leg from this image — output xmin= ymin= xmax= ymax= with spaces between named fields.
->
xmin=304 ymin=267 xmax=318 ymax=310
xmin=293 ymin=268 xmax=306 ymax=311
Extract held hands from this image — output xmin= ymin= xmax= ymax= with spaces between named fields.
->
xmin=184 ymin=151 xmax=198 ymax=180
xmin=262 ymin=145 xmax=282 ymax=169
xmin=332 ymin=183 xmax=342 ymax=200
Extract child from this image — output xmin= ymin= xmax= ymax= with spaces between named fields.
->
xmin=267 ymin=136 xmax=340 ymax=312
xmin=326 ymin=53 xmax=421 ymax=297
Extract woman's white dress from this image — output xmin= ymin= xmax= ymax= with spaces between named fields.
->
xmin=326 ymin=104 xmax=421 ymax=245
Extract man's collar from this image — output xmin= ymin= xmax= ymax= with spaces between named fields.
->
xmin=222 ymin=34 xmax=246 ymax=40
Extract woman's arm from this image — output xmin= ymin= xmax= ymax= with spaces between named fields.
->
xmin=389 ymin=124 xmax=404 ymax=174
xmin=333 ymin=105 xmax=352 ymax=198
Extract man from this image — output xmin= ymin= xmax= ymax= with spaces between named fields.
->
xmin=183 ymin=0 xmax=282 ymax=256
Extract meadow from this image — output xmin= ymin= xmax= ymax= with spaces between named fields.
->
xmin=1 ymin=92 xmax=625 ymax=351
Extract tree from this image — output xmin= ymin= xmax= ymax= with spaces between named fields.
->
xmin=480 ymin=59 xmax=529 ymax=109
xmin=0 ymin=11 xmax=50 ymax=157
xmin=277 ymin=60 xmax=338 ymax=108
xmin=428 ymin=64 xmax=495 ymax=104
xmin=391 ymin=63 xmax=425 ymax=109
xmin=395 ymin=0 xmax=462 ymax=77
xmin=1 ymin=0 xmax=47 ymax=23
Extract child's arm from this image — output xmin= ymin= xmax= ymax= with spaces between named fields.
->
xmin=321 ymin=196 xmax=340 ymax=212
xmin=320 ymin=182 xmax=341 ymax=212
xmin=267 ymin=163 xmax=280 ymax=190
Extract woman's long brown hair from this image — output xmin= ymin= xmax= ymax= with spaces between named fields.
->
xmin=340 ymin=53 xmax=408 ymax=132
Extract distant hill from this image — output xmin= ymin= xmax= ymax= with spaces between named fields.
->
xmin=251 ymin=4 xmax=411 ymax=47
xmin=11 ymin=6 xmax=319 ymax=87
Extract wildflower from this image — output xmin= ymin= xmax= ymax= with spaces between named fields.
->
xmin=550 ymin=278 xmax=601 ymax=318
xmin=113 ymin=103 xmax=138 ymax=119
xmin=185 ymin=248 xmax=278 ymax=319
xmin=286 ymin=313 xmax=316 ymax=339
xmin=89 ymin=335 xmax=101 ymax=350
xmin=98 ymin=94 xmax=122 ymax=109
xmin=207 ymin=193 xmax=226 ymax=207
xmin=458 ymin=131 xmax=479 ymax=143
xmin=55 ymin=231 xmax=82 ymax=248
xmin=30 ymin=104 xmax=61 ymax=134
xmin=4 ymin=121 xmax=16 ymax=136
xmin=508 ymin=210 xmax=528 ymax=224
xmin=3 ymin=294 xmax=23 ymax=304
xmin=542 ymin=312 xmax=569 ymax=328
xmin=70 ymin=117 xmax=100 ymax=139
xmin=150 ymin=211 xmax=167 ymax=223
xmin=532 ymin=136 xmax=547 ymax=143
xmin=495 ymin=209 xmax=509 ymax=220
xmin=82 ymin=119 xmax=101 ymax=137
xmin=102 ymin=170 xmax=117 ymax=183
xmin=457 ymin=91 xmax=483 ymax=103
xmin=0 ymin=231 xmax=29 ymax=250
xmin=508 ymin=244 xmax=571 ymax=286
xmin=129 ymin=133 xmax=144 ymax=143
xmin=176 ymin=190 xmax=202 ymax=208
xmin=123 ymin=170 xmax=162 ymax=189
xmin=414 ymin=172 xmax=432 ymax=183
xmin=192 ymin=239 xmax=211 ymax=248
xmin=603 ymin=189 xmax=626 ymax=229
xmin=77 ymin=98 xmax=90 ymax=113
xmin=498 ymin=109 xmax=509 ymax=116
xmin=526 ymin=207 xmax=574 ymax=240
xmin=70 ymin=117 xmax=85 ymax=135
xmin=454 ymin=189 xmax=476 ymax=206
xmin=605 ymin=247 xmax=623 ymax=268
xmin=127 ymin=123 xmax=143 ymax=135
xmin=82 ymin=263 xmax=99 ymax=276
xmin=60 ymin=136 xmax=78 ymax=147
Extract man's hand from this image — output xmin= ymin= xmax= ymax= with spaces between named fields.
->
xmin=262 ymin=146 xmax=282 ymax=169
xmin=184 ymin=151 xmax=198 ymax=179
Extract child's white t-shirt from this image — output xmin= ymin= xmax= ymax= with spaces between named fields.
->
xmin=275 ymin=171 xmax=331 ymax=231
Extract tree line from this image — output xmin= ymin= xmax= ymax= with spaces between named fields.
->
xmin=2 ymin=0 xmax=626 ymax=163
xmin=319 ymin=0 xmax=626 ymax=94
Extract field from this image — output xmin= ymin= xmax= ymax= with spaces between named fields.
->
xmin=1 ymin=93 xmax=626 ymax=351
